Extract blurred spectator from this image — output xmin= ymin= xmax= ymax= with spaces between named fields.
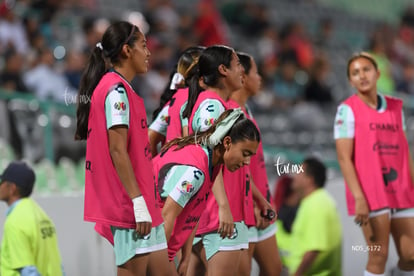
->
xmin=314 ymin=17 xmax=335 ymax=51
xmin=274 ymin=175 xmax=300 ymax=275
xmin=222 ymin=2 xmax=269 ymax=36
xmin=257 ymin=25 xmax=279 ymax=63
xmin=148 ymin=0 xmax=179 ymax=33
xmin=289 ymin=157 xmax=342 ymax=275
xmin=278 ymin=25 xmax=299 ymax=67
xmin=303 ymin=56 xmax=333 ymax=105
xmin=273 ymin=60 xmax=305 ymax=108
xmin=81 ymin=17 xmax=109 ymax=54
xmin=23 ymin=47 xmax=77 ymax=103
xmin=368 ymin=33 xmax=395 ymax=95
xmin=64 ymin=50 xmax=86 ymax=89
xmin=0 ymin=1 xmax=29 ymax=55
xmin=279 ymin=22 xmax=314 ymax=70
xmin=396 ymin=60 xmax=414 ymax=95
xmin=0 ymin=49 xmax=28 ymax=93
xmin=193 ymin=0 xmax=229 ymax=46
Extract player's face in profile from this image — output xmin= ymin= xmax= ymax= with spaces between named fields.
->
xmin=227 ymin=52 xmax=243 ymax=92
xmin=348 ymin=57 xmax=379 ymax=94
xmin=223 ymin=138 xmax=258 ymax=172
xmin=130 ymin=31 xmax=151 ymax=74
xmin=244 ymin=58 xmax=262 ymax=96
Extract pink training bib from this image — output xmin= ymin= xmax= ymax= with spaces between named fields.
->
xmin=84 ymin=72 xmax=163 ymax=244
xmin=153 ymin=144 xmax=219 ymax=260
xmin=166 ymin=88 xmax=189 ymax=141
xmin=344 ymin=94 xmax=414 ymax=215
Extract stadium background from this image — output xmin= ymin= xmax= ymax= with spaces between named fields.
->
xmin=1 ymin=0 xmax=414 ymax=275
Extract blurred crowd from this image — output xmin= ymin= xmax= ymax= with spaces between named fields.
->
xmin=2 ymin=0 xmax=414 ymax=161
xmin=2 ymin=0 xmax=414 ymax=107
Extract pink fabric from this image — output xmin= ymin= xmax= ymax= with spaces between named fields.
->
xmin=153 ymin=144 xmax=218 ymax=260
xmin=166 ymin=88 xmax=188 ymax=141
xmin=344 ymin=94 xmax=414 ymax=215
xmin=227 ymin=99 xmax=255 ymax=226
xmin=195 ymin=98 xmax=254 ymax=234
xmin=241 ymin=105 xmax=273 ymax=206
xmin=84 ymin=72 xmax=163 ymax=244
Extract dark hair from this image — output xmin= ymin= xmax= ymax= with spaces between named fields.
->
xmin=182 ymin=45 xmax=234 ymax=120
xmin=346 ymin=52 xmax=378 ymax=79
xmin=303 ymin=157 xmax=326 ymax=188
xmin=273 ymin=175 xmax=294 ymax=211
xmin=237 ymin=52 xmax=253 ymax=74
xmin=162 ymin=109 xmax=260 ymax=151
xmin=152 ymin=46 xmax=205 ymax=121
xmin=75 ymin=21 xmax=141 ymax=140
xmin=16 ymin=184 xmax=33 ymax=198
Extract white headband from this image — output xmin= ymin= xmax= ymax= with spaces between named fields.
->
xmin=96 ymin=42 xmax=103 ymax=50
xmin=206 ymin=108 xmax=244 ymax=147
xmin=169 ymin=72 xmax=185 ymax=90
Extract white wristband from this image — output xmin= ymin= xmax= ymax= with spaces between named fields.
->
xmin=132 ymin=196 xmax=152 ymax=223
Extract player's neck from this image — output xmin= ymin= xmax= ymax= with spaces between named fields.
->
xmin=231 ymin=89 xmax=248 ymax=107
xmin=207 ymin=87 xmax=231 ymax=102
xmin=357 ymin=91 xmax=378 ymax=109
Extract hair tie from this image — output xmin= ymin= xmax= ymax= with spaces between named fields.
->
xmin=206 ymin=108 xmax=244 ymax=147
xmin=170 ymin=72 xmax=185 ymax=90
xmin=96 ymin=42 xmax=103 ymax=50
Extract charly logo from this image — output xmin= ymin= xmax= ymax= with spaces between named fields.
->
xmin=181 ymin=180 xmax=194 ymax=193
xmin=114 ymin=101 xmax=127 ymax=111
xmin=274 ymin=156 xmax=304 ymax=176
xmin=369 ymin=123 xmax=399 ymax=132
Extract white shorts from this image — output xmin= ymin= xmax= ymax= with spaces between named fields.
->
xmin=369 ymin=208 xmax=414 ymax=219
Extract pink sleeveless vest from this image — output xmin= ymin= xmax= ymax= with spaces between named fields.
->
xmin=344 ymin=94 xmax=414 ymax=214
xmin=227 ymin=99 xmax=255 ymax=226
xmin=242 ymin=104 xmax=273 ymax=206
xmin=166 ymin=88 xmax=189 ymax=141
xmin=84 ymin=72 xmax=163 ymax=244
xmin=195 ymin=97 xmax=254 ymax=234
xmin=188 ymin=90 xmax=228 ymax=135
xmin=153 ymin=144 xmax=218 ymax=260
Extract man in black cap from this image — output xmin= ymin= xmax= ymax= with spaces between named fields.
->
xmin=0 ymin=161 xmax=64 ymax=276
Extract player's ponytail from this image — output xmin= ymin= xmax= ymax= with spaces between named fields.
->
xmin=75 ymin=46 xmax=106 ymax=140
xmin=182 ymin=69 xmax=202 ymax=120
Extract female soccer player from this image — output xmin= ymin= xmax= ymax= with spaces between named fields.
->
xmin=335 ymin=52 xmax=414 ymax=276
xmin=154 ymin=108 xmax=260 ymax=275
xmin=231 ymin=52 xmax=282 ymax=276
xmin=148 ymin=46 xmax=205 ymax=156
xmin=75 ymin=21 xmax=174 ymax=276
xmin=184 ymin=45 xmax=274 ymax=276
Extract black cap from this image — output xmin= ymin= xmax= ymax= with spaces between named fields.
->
xmin=0 ymin=161 xmax=35 ymax=191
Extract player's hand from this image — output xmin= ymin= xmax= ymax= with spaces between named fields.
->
xmin=135 ymin=222 xmax=152 ymax=237
xmin=254 ymin=205 xmax=266 ymax=229
xmin=354 ymin=197 xmax=369 ymax=227
xmin=177 ymin=258 xmax=189 ymax=276
xmin=218 ymin=205 xmax=234 ymax=238
xmin=257 ymin=198 xmax=277 ymax=223
xmin=133 ymin=196 xmax=152 ymax=236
